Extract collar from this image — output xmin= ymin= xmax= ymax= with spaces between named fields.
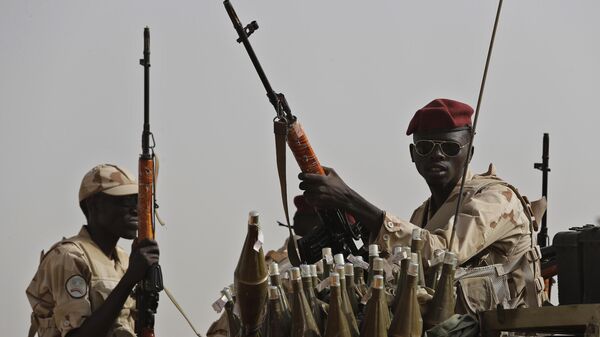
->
xmin=78 ymin=225 xmax=122 ymax=263
xmin=423 ymin=163 xmax=496 ymax=222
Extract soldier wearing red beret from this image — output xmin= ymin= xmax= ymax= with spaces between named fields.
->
xmin=299 ymin=98 xmax=545 ymax=313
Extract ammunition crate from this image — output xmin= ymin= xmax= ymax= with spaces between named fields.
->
xmin=553 ymin=224 xmax=600 ymax=304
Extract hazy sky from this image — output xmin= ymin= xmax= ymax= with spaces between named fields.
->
xmin=2 ymin=0 xmax=599 ymax=335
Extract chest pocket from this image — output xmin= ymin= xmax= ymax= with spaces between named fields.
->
xmin=455 ymin=264 xmax=511 ymax=316
xmin=89 ymin=277 xmax=136 ymax=337
xmin=78 ymin=241 xmax=136 ymax=337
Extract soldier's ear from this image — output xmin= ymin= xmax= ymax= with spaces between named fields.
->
xmin=409 ymin=143 xmax=415 ymax=163
xmin=83 ymin=194 xmax=99 ymax=221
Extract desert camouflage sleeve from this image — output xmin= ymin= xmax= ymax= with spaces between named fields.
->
xmin=373 ymin=184 xmax=530 ymax=265
xmin=26 ymin=243 xmax=93 ymax=337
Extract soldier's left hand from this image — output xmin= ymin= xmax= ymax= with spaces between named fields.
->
xmin=299 ymin=166 xmax=354 ymax=210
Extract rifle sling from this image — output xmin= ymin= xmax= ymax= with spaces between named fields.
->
xmin=274 ymin=120 xmax=301 ymax=266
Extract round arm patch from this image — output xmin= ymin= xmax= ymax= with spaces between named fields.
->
xmin=65 ymin=275 xmax=88 ymax=299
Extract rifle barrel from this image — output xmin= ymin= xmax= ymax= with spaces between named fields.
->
xmin=223 ymin=0 xmax=282 ymax=112
xmin=141 ymin=27 xmax=151 ymax=157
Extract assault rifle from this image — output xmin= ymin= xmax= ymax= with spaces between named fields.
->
xmin=534 ymin=133 xmax=556 ymax=300
xmin=135 ymin=27 xmax=164 ymax=337
xmin=224 ymin=0 xmax=366 ymax=265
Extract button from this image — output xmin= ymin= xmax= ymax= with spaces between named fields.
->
xmin=386 ymin=221 xmax=394 ymax=230
xmin=383 ymin=234 xmax=390 ymax=241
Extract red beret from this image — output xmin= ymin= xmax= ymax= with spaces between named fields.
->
xmin=406 ymin=98 xmax=473 ymax=135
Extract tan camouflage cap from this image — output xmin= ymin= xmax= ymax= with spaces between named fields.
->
xmin=78 ymin=164 xmax=137 ymax=202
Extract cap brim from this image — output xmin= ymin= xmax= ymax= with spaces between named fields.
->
xmin=102 ymin=184 xmax=138 ymax=196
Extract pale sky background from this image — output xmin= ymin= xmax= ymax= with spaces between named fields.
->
xmin=2 ymin=0 xmax=599 ymax=336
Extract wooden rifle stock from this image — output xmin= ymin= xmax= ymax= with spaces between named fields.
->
xmin=287 ymin=122 xmax=325 ymax=176
xmin=138 ymin=158 xmax=155 ymax=241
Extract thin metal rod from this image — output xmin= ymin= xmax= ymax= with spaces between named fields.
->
xmin=449 ymin=0 xmax=503 ymax=249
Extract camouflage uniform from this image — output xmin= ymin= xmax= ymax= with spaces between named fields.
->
xmin=26 ymin=227 xmax=136 ymax=337
xmin=373 ymin=164 xmax=544 ymax=312
xmin=26 ymin=164 xmax=139 ymax=337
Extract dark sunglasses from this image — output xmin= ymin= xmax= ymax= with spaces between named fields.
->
xmin=413 ymin=140 xmax=467 ymax=157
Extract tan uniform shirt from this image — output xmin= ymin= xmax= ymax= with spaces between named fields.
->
xmin=373 ymin=164 xmax=544 ymax=311
xmin=26 ymin=226 xmax=136 ymax=337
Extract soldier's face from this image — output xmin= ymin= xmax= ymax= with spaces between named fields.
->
xmin=410 ymin=129 xmax=472 ymax=191
xmin=88 ymin=192 xmax=139 ymax=240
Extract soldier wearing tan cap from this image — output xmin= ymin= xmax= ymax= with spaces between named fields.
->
xmin=299 ymin=99 xmax=544 ymax=314
xmin=26 ymin=164 xmax=160 ymax=337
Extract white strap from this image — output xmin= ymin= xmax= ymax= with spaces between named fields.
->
xmin=163 ymin=286 xmax=203 ymax=337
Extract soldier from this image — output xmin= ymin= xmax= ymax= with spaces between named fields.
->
xmin=299 ymin=98 xmax=545 ymax=312
xmin=26 ymin=164 xmax=160 ymax=337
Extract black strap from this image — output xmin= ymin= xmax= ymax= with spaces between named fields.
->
xmin=274 ymin=119 xmax=301 ymax=266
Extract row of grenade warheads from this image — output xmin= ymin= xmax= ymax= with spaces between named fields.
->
xmin=227 ymin=211 xmax=458 ymax=337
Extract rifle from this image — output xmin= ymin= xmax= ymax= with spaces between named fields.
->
xmin=534 ymin=133 xmax=555 ymax=300
xmin=135 ymin=26 xmax=164 ymax=337
xmin=223 ymin=0 xmax=366 ymax=265
xmin=534 ymin=133 xmax=550 ymax=247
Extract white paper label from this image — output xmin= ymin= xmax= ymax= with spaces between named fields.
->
xmin=317 ymin=277 xmax=331 ymax=292
xmin=391 ymin=251 xmax=408 ymax=265
xmin=348 ymin=255 xmax=369 ymax=270
xmin=429 ymin=253 xmax=444 ymax=267
xmin=211 ymin=294 xmax=228 ymax=313
xmin=325 ymin=254 xmax=334 ymax=265
xmin=253 ymin=228 xmax=264 ymax=252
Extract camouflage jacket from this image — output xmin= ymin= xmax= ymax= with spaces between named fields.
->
xmin=26 ymin=226 xmax=135 ymax=337
xmin=373 ymin=164 xmax=544 ymax=312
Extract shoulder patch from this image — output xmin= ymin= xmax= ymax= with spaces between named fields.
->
xmin=65 ymin=275 xmax=88 ymax=299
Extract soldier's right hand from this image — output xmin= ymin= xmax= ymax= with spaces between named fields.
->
xmin=126 ymin=239 xmax=160 ymax=283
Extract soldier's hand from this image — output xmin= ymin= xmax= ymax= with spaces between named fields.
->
xmin=299 ymin=166 xmax=353 ymax=210
xmin=126 ymin=239 xmax=160 ymax=283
